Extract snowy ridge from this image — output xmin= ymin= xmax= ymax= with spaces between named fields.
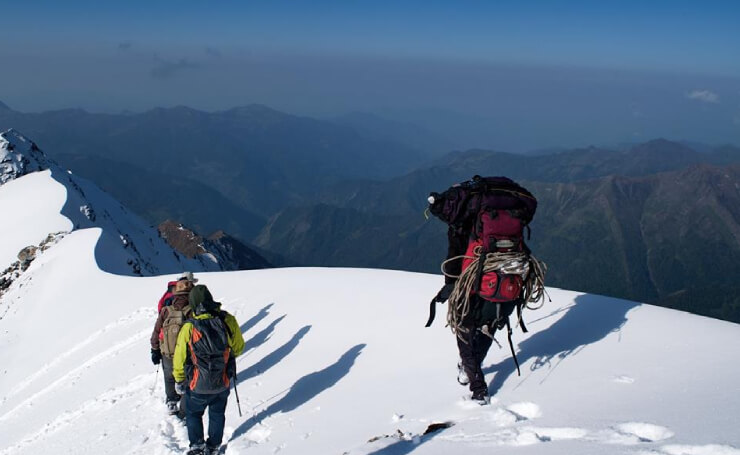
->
xmin=0 ymin=129 xmax=217 ymax=276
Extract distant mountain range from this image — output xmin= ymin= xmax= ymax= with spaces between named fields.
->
xmin=256 ymin=141 xmax=740 ymax=323
xmin=0 ymin=103 xmax=433 ymax=220
xmin=1 ymin=102 xmax=739 ymax=322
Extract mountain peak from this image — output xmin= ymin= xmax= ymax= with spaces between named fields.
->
xmin=0 ymin=129 xmax=53 ymax=184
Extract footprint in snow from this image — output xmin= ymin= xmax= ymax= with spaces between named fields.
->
xmin=506 ymin=402 xmax=542 ymax=420
xmin=613 ymin=375 xmax=636 ymax=384
xmin=155 ymin=417 xmax=188 ymax=453
xmin=654 ymin=443 xmax=740 ymax=455
xmin=618 ymin=422 xmax=674 ymax=442
xmin=527 ymin=426 xmax=589 ymax=441
xmin=601 ymin=422 xmax=674 ymax=444
xmin=245 ymin=423 xmax=272 ymax=444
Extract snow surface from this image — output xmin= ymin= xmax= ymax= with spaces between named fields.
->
xmin=1 ymin=249 xmax=739 ymax=455
xmin=1 ymin=132 xmax=739 ymax=455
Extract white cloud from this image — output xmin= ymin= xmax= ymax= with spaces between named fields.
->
xmin=687 ymin=89 xmax=719 ymax=103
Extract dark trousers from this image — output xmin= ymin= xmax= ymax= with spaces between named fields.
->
xmin=161 ymin=356 xmax=180 ymax=403
xmin=162 ymin=356 xmax=186 ymax=416
xmin=185 ymin=388 xmax=230 ymax=449
xmin=456 ymin=326 xmax=494 ymax=395
xmin=457 ymin=298 xmax=517 ymax=396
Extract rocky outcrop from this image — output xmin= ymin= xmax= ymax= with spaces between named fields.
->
xmin=159 ymin=220 xmax=271 ymax=271
xmin=0 ymin=232 xmax=66 ymax=304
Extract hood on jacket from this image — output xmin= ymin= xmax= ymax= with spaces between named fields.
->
xmin=189 ymin=284 xmax=221 ymax=315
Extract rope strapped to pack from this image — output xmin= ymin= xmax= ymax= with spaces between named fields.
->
xmin=442 ymin=249 xmax=548 ymax=337
xmin=440 ymin=248 xmax=548 ymax=376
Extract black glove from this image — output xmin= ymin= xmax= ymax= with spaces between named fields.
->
xmin=151 ymin=348 xmax=162 ymax=365
xmin=434 ymin=282 xmax=455 ymax=303
xmin=175 ymin=381 xmax=186 ymax=395
xmin=426 ymin=282 xmax=456 ymax=327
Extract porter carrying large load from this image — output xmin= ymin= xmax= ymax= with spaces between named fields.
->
xmin=426 ymin=175 xmax=547 ymax=403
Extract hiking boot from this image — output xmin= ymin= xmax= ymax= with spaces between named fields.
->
xmin=457 ymin=363 xmax=469 ymax=386
xmin=471 ymin=390 xmax=490 ymax=405
xmin=166 ymin=400 xmax=179 ymax=415
xmin=205 ymin=445 xmax=221 ymax=455
xmin=186 ymin=444 xmax=206 ymax=455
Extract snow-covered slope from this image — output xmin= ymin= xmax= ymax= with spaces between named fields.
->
xmin=0 ymin=238 xmax=739 ymax=454
xmin=1 ymin=129 xmax=739 ymax=455
xmin=0 ymin=129 xmax=218 ymax=276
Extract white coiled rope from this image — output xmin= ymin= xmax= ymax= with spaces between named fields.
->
xmin=441 ymin=246 xmax=548 ymax=338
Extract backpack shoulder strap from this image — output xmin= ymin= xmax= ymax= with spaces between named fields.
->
xmin=516 ymin=300 xmax=528 ymax=333
xmin=213 ymin=310 xmax=234 ymax=338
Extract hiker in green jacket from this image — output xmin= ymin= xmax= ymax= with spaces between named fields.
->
xmin=173 ymin=284 xmax=245 ymax=455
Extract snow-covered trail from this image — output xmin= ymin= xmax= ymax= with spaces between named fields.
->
xmin=1 ymin=224 xmax=739 ymax=455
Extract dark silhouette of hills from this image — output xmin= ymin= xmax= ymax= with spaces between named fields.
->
xmin=0 ymin=103 xmax=432 ymax=218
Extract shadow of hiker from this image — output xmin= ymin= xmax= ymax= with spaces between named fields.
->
xmin=231 ymin=343 xmax=366 ymax=440
xmin=237 ymin=325 xmax=312 ymax=382
xmin=484 ymin=294 xmax=640 ymax=396
xmin=243 ymin=315 xmax=286 ymax=354
xmin=240 ymin=303 xmax=274 ymax=334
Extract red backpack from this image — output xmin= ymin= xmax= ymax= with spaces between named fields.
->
xmin=157 ymin=281 xmax=178 ymax=313
xmin=157 ymin=281 xmax=178 ymax=341
xmin=461 ymin=196 xmax=532 ymax=302
xmin=429 ymin=176 xmax=537 ymax=303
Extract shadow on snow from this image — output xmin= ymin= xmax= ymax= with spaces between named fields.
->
xmin=242 ymin=314 xmax=286 ymax=354
xmin=231 ymin=343 xmax=366 ymax=440
xmin=484 ymin=294 xmax=640 ymax=395
xmin=237 ymin=325 xmax=312 ymax=382
xmin=240 ymin=303 xmax=274 ymax=334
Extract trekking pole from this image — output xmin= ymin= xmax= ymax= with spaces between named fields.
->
xmin=150 ymin=364 xmax=160 ymax=395
xmin=232 ymin=372 xmax=243 ymax=417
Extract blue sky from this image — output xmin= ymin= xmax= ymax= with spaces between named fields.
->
xmin=1 ymin=0 xmax=739 ymax=150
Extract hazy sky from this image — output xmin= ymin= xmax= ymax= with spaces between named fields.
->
xmin=1 ymin=0 xmax=739 ymax=151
